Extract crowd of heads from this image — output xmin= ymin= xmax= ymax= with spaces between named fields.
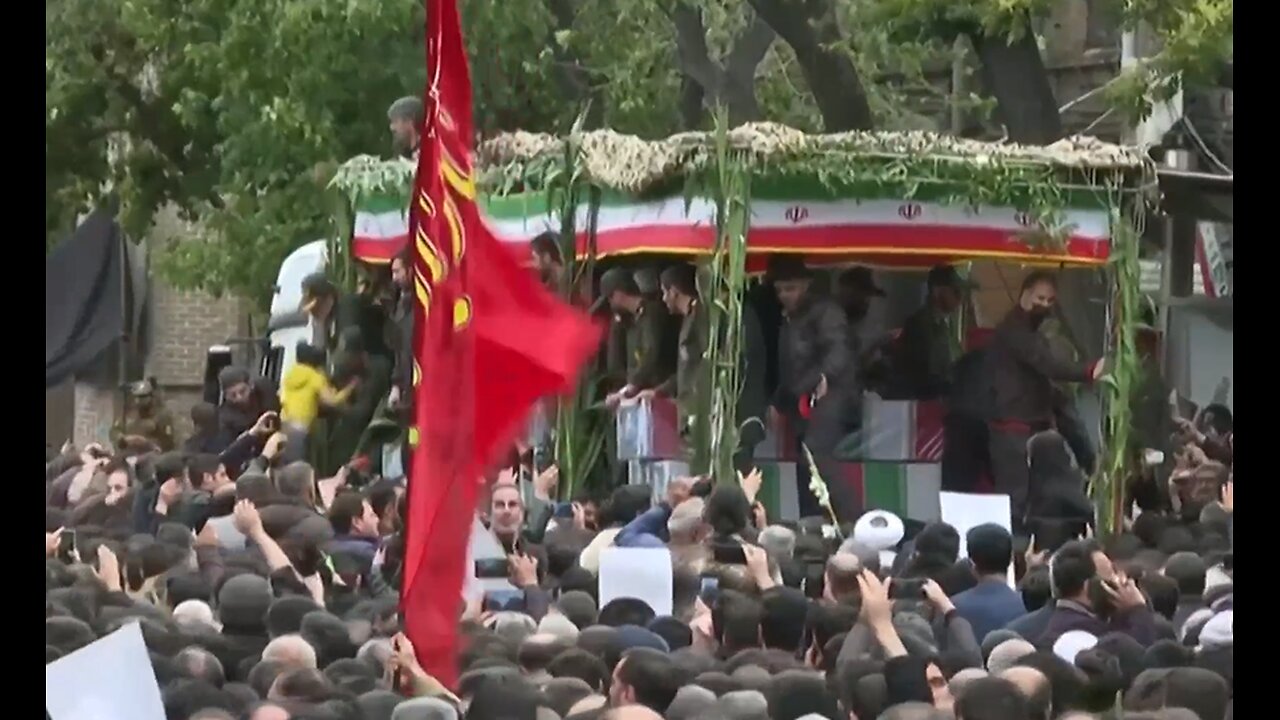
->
xmin=46 ymin=405 xmax=1231 ymax=719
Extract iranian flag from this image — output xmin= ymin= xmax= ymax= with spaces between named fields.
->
xmin=754 ymin=461 xmax=942 ymax=523
xmin=481 ymin=183 xmax=1114 ymax=267
xmin=351 ymin=192 xmax=410 ymax=263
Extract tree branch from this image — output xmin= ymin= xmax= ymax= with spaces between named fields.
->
xmin=724 ymin=14 xmax=776 ymax=87
xmin=669 ymin=3 xmax=720 ymax=92
xmin=544 ymin=0 xmax=605 ymax=127
xmin=670 ymin=3 xmax=772 ymax=125
xmin=748 ymin=0 xmax=874 ymax=131
xmin=965 ymin=12 xmax=1063 ymax=144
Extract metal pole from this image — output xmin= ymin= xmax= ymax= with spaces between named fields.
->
xmin=1159 ymin=149 xmax=1195 ymax=378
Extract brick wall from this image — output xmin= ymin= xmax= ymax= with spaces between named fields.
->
xmin=71 ymin=205 xmax=254 ymax=448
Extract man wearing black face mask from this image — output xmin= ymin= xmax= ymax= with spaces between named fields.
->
xmin=988 ymin=271 xmax=1103 ymax=532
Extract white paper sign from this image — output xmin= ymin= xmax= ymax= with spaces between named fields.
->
xmin=598 ymin=547 xmax=673 ymax=617
xmin=46 ymin=621 xmax=165 ymax=720
xmin=938 ymin=491 xmax=1014 ymax=586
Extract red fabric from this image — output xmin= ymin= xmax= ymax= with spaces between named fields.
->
xmin=400 ymin=0 xmax=601 ymax=690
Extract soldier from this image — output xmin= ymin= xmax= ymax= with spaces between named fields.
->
xmin=113 ymin=379 xmax=176 ymax=452
xmin=595 ymin=267 xmax=680 ymax=409
xmin=650 ymin=263 xmax=768 ymax=473
xmin=387 ymin=96 xmax=424 ymax=159
xmin=768 ymin=257 xmax=860 ymax=521
xmin=892 ymin=265 xmax=971 ymax=399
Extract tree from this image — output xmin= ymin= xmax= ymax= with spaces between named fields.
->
xmin=871 ymin=0 xmax=1233 ymax=143
xmin=47 ymin=0 xmax=427 ymax=305
xmin=48 ymin=0 xmax=1230 ymax=305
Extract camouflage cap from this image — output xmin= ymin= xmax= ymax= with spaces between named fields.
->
xmin=387 ymin=96 xmax=425 ymax=124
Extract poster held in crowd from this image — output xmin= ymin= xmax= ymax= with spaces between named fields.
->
xmin=598 ymin=547 xmax=674 ymax=616
xmin=939 ymin=491 xmax=1014 ymax=586
xmin=46 ymin=622 xmax=164 ymax=720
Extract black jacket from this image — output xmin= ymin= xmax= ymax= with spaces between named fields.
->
xmin=775 ymin=294 xmax=855 ymax=409
xmin=988 ymin=307 xmax=1092 ymax=424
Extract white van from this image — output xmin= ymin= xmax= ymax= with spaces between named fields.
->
xmin=261 ymin=240 xmax=329 ymax=388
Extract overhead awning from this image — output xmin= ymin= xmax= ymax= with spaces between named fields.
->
xmin=1157 ymin=168 xmax=1233 ymax=224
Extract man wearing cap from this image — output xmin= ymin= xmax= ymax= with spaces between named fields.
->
xmin=892 ymin=265 xmax=971 ymax=399
xmin=988 ymin=271 xmax=1103 ymax=531
xmin=834 ymin=266 xmax=890 ymax=361
xmin=112 ymin=378 xmax=176 ymax=452
xmin=387 ymin=96 xmax=424 ymax=159
xmin=650 ymin=263 xmax=768 ymax=469
xmin=595 ymin=267 xmax=679 ymax=409
xmin=768 ymin=256 xmax=859 ymax=520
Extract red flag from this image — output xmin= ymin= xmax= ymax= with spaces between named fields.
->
xmin=399 ymin=0 xmax=601 ymax=690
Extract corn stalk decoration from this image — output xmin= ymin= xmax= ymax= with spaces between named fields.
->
xmin=1091 ymin=204 xmax=1145 ymax=537
xmin=690 ymin=109 xmax=752 ymax=481
xmin=547 ymin=117 xmax=607 ymax=500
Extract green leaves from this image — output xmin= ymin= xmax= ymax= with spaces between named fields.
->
xmin=47 ymin=0 xmax=427 ymax=304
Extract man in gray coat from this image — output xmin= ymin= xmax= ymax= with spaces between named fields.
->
xmin=769 ymin=257 xmax=860 ymax=521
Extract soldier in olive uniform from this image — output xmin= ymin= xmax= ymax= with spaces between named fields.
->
xmin=650 ymin=263 xmax=768 ymax=473
xmin=113 ymin=379 xmax=176 ymax=452
xmin=769 ymin=257 xmax=860 ymax=521
xmin=892 ymin=265 xmax=970 ymax=399
xmin=595 ymin=267 xmax=680 ymax=408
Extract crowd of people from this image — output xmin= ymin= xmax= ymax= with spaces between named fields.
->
xmin=45 ymin=379 xmax=1232 ymax=720
xmin=46 ymin=200 xmax=1232 ymax=719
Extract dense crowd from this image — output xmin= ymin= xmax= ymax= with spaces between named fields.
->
xmin=45 ymin=386 xmax=1232 ymax=719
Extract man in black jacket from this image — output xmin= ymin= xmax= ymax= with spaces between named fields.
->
xmin=769 ymin=257 xmax=859 ymax=520
xmin=987 ymin=271 xmax=1102 ymax=532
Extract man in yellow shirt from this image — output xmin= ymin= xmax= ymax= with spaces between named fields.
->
xmin=280 ymin=342 xmax=357 ymax=462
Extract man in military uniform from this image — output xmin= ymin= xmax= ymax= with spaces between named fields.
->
xmin=649 ymin=263 xmax=768 ymax=473
xmin=892 ymin=265 xmax=970 ymax=399
xmin=595 ymin=267 xmax=680 ymax=409
xmin=387 ymin=96 xmax=424 ymax=159
xmin=113 ymin=379 xmax=176 ymax=452
xmin=769 ymin=257 xmax=860 ymax=521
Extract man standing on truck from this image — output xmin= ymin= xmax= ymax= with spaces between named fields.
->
xmin=987 ymin=270 xmax=1103 ymax=532
xmin=596 ymin=267 xmax=679 ymax=409
xmin=769 ymin=256 xmax=860 ymax=521
xmin=387 ymin=96 xmax=424 ymax=159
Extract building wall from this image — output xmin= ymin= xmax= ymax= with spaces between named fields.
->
xmin=71 ymin=206 xmax=252 ymax=448
xmin=148 ymin=281 xmax=251 ymax=442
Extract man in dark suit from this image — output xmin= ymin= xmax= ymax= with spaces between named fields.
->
xmin=950 ymin=524 xmax=1025 ymax=643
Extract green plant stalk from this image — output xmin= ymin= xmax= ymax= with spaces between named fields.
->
xmin=548 ymin=120 xmax=607 ymax=500
xmin=1091 ymin=207 xmax=1143 ymax=537
xmin=690 ymin=109 xmax=750 ymax=481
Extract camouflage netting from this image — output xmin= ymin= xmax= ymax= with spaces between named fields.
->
xmin=477 ymin=122 xmax=1152 ymax=195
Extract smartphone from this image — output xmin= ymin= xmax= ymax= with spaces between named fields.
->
xmin=474 ymin=557 xmax=510 ymax=579
xmin=699 ymin=575 xmax=720 ymax=606
xmin=58 ymin=530 xmax=77 ymax=561
xmin=483 ymin=588 xmax=525 ymax=612
xmin=711 ymin=540 xmax=747 ymax=565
